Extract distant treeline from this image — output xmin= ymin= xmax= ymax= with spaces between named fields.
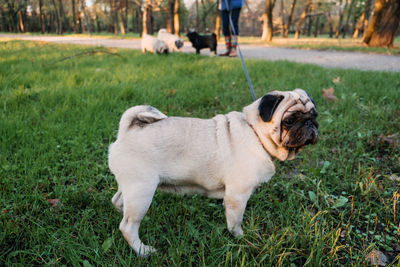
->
xmin=0 ymin=0 xmax=399 ymax=46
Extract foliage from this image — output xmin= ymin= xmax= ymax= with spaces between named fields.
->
xmin=0 ymin=40 xmax=399 ymax=265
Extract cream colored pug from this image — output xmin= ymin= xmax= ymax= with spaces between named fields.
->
xmin=141 ymin=34 xmax=169 ymax=54
xmin=108 ymin=89 xmax=318 ymax=256
xmin=157 ymin=29 xmax=184 ymax=52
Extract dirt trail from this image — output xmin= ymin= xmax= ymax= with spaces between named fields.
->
xmin=1 ymin=34 xmax=399 ymax=72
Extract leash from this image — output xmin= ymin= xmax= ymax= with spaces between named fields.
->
xmin=222 ymin=0 xmax=256 ymax=102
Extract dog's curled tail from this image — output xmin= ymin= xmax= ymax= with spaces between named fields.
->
xmin=117 ymin=105 xmax=167 ymax=139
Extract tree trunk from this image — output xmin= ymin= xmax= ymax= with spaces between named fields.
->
xmin=280 ymin=0 xmax=285 ymax=36
xmin=335 ymin=0 xmax=346 ymax=38
xmin=362 ymin=0 xmax=373 ymax=35
xmin=18 ymin=10 xmax=25 ymax=33
xmin=306 ymin=16 xmax=313 ymax=36
xmin=38 ymin=0 xmax=45 ymax=33
xmin=118 ymin=0 xmax=126 ymax=34
xmin=50 ymin=0 xmax=61 ymax=34
xmin=167 ymin=0 xmax=174 ymax=33
xmin=110 ymin=0 xmax=118 ymax=34
xmin=215 ymin=0 xmax=221 ymax=41
xmin=79 ymin=0 xmax=87 ymax=33
xmin=295 ymin=0 xmax=312 ymax=39
xmin=363 ymin=0 xmax=400 ymax=47
xmin=124 ymin=0 xmax=129 ymax=32
xmin=325 ymin=11 xmax=333 ymax=37
xmin=313 ymin=15 xmax=320 ymax=37
xmin=352 ymin=12 xmax=364 ymax=38
xmin=71 ymin=0 xmax=79 ymax=33
xmin=261 ymin=0 xmax=274 ymax=41
xmin=0 ymin=7 xmax=6 ymax=32
xmin=142 ymin=0 xmax=151 ymax=35
xmin=58 ymin=0 xmax=69 ymax=33
xmin=284 ymin=0 xmax=297 ymax=37
xmin=342 ymin=0 xmax=355 ymax=38
xmin=174 ymin=0 xmax=180 ymax=36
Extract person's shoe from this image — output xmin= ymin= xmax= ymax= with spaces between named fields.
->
xmin=229 ymin=45 xmax=237 ymax=57
xmin=229 ymin=35 xmax=238 ymax=57
xmin=219 ymin=36 xmax=231 ymax=56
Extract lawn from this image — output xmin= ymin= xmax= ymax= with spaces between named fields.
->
xmin=0 ymin=40 xmax=399 ymax=266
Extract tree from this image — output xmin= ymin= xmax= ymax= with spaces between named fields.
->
xmin=283 ymin=0 xmax=297 ymax=37
xmin=363 ymin=0 xmax=400 ymax=47
xmin=214 ymin=0 xmax=221 ymax=40
xmin=342 ymin=0 xmax=356 ymax=38
xmin=295 ymin=0 xmax=312 ymax=39
xmin=173 ymin=0 xmax=180 ymax=35
xmin=118 ymin=0 xmax=126 ymax=34
xmin=261 ymin=0 xmax=275 ymax=41
xmin=142 ymin=0 xmax=152 ymax=35
xmin=335 ymin=0 xmax=347 ymax=38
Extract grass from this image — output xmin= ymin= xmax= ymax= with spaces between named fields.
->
xmin=0 ymin=40 xmax=399 ymax=266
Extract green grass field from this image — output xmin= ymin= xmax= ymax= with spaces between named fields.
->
xmin=1 ymin=40 xmax=399 ymax=266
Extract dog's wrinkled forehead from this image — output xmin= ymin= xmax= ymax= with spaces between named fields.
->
xmin=285 ymin=89 xmax=316 ymax=115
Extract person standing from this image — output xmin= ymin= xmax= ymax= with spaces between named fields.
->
xmin=219 ymin=0 xmax=245 ymax=57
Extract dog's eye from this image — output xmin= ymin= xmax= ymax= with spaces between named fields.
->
xmin=284 ymin=118 xmax=295 ymax=125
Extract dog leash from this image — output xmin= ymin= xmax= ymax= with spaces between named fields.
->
xmin=222 ymin=0 xmax=256 ymax=102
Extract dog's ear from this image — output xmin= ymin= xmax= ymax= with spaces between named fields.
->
xmin=258 ymin=94 xmax=285 ymax=122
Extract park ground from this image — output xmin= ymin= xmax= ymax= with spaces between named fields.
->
xmin=0 ymin=39 xmax=400 ymax=265
xmin=1 ymin=33 xmax=400 ymax=72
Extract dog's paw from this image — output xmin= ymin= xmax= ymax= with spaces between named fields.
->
xmin=137 ymin=244 xmax=157 ymax=257
xmin=229 ymin=226 xmax=244 ymax=237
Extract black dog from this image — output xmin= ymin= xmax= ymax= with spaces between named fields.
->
xmin=187 ymin=31 xmax=217 ymax=55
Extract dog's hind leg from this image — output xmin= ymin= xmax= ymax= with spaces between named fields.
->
xmin=112 ymin=190 xmax=123 ymax=213
xmin=119 ymin=176 xmax=159 ymax=257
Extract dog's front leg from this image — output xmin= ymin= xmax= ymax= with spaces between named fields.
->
xmin=223 ymin=185 xmax=253 ymax=237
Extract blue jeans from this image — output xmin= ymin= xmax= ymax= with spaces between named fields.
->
xmin=221 ymin=8 xmax=241 ymax=36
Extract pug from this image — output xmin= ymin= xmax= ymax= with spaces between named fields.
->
xmin=157 ymin=29 xmax=184 ymax=52
xmin=186 ymin=31 xmax=217 ymax=55
xmin=108 ymin=89 xmax=318 ymax=256
xmin=141 ymin=34 xmax=169 ymax=54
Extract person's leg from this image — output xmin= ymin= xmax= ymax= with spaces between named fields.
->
xmin=220 ymin=10 xmax=231 ymax=56
xmin=229 ymin=8 xmax=241 ymax=57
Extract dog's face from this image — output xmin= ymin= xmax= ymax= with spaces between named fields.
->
xmin=175 ymin=39 xmax=184 ymax=49
xmin=246 ymin=89 xmax=318 ymax=161
xmin=186 ymin=31 xmax=198 ymax=43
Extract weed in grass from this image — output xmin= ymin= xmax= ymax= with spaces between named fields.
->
xmin=0 ymin=40 xmax=399 ymax=265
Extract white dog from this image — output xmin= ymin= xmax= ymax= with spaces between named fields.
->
xmin=157 ymin=29 xmax=184 ymax=52
xmin=141 ymin=34 xmax=169 ymax=54
xmin=108 ymin=89 xmax=318 ymax=256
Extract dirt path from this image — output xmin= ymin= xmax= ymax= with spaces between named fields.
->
xmin=2 ymin=34 xmax=399 ymax=72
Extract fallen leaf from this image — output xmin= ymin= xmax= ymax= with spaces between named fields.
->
xmin=379 ymin=133 xmax=399 ymax=146
xmin=322 ymin=87 xmax=338 ymax=102
xmin=1 ymin=209 xmax=10 ymax=215
xmin=367 ymin=249 xmax=389 ymax=266
xmin=47 ymin=198 xmax=61 ymax=208
xmin=389 ymin=174 xmax=400 ymax=181
xmin=332 ymin=76 xmax=343 ymax=84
